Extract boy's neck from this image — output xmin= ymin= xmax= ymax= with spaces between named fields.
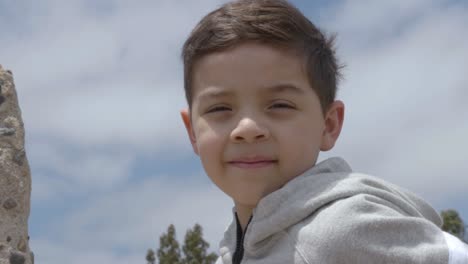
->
xmin=235 ymin=202 xmax=255 ymax=232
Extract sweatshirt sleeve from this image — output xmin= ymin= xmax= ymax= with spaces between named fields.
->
xmin=295 ymin=193 xmax=450 ymax=264
xmin=443 ymin=232 xmax=468 ymax=264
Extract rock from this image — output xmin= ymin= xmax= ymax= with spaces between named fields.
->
xmin=0 ymin=66 xmax=32 ymax=264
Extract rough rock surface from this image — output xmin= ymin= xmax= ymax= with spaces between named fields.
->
xmin=0 ymin=65 xmax=33 ymax=264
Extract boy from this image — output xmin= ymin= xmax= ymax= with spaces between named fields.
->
xmin=180 ymin=0 xmax=468 ymax=263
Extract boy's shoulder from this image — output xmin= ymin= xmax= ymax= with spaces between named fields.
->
xmin=290 ymin=187 xmax=448 ymax=263
xmin=240 ymin=157 xmax=457 ymax=263
xmin=287 ymin=157 xmax=442 ymax=224
xmin=283 ymin=158 xmax=451 ymax=263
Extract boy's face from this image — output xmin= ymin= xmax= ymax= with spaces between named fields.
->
xmin=181 ymin=42 xmax=344 ymax=208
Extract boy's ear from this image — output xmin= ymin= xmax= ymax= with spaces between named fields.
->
xmin=320 ymin=100 xmax=345 ymax=151
xmin=180 ymin=109 xmax=199 ymax=155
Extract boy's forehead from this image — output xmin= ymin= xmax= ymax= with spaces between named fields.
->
xmin=192 ymin=42 xmax=307 ymax=83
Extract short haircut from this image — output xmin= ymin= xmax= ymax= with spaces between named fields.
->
xmin=182 ymin=0 xmax=342 ymax=114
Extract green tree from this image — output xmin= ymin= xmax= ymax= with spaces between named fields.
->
xmin=158 ymin=224 xmax=182 ymax=264
xmin=146 ymin=249 xmax=156 ymax=264
xmin=182 ymin=224 xmax=218 ymax=264
xmin=441 ymin=209 xmax=466 ymax=241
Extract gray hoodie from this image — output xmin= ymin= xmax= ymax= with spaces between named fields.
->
xmin=216 ymin=157 xmax=468 ymax=264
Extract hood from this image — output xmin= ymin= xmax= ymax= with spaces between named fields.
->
xmin=220 ymin=157 xmax=442 ymax=254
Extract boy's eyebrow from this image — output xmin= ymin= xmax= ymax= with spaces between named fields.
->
xmin=196 ymin=88 xmax=234 ymax=101
xmin=263 ymin=83 xmax=305 ymax=95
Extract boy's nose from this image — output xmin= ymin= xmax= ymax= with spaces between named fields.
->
xmin=230 ymin=117 xmax=270 ymax=143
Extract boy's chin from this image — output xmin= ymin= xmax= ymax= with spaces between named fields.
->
xmin=230 ymin=188 xmax=279 ymax=209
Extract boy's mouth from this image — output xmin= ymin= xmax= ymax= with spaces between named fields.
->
xmin=228 ymin=156 xmax=278 ymax=169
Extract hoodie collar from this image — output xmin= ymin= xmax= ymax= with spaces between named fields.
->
xmin=243 ymin=157 xmax=353 ymax=248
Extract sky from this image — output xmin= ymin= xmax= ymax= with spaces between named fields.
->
xmin=0 ymin=0 xmax=467 ymax=263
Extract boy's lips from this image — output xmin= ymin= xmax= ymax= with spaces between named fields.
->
xmin=228 ymin=156 xmax=278 ymax=169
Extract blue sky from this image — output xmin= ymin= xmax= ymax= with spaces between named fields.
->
xmin=1 ymin=0 xmax=467 ymax=263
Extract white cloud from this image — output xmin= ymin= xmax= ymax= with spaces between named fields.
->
xmin=322 ymin=0 xmax=455 ymax=52
xmin=23 ymin=79 xmax=188 ymax=150
xmin=28 ymin=141 xmax=135 ymax=200
xmin=318 ymin=0 xmax=468 ymax=205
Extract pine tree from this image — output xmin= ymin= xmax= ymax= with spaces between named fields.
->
xmin=182 ymin=224 xmax=218 ymax=264
xmin=441 ymin=209 xmax=466 ymax=241
xmin=146 ymin=249 xmax=156 ymax=264
xmin=158 ymin=224 xmax=182 ymax=264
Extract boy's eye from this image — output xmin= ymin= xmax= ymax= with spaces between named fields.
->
xmin=206 ymin=105 xmax=231 ymax=113
xmin=269 ymin=102 xmax=295 ymax=109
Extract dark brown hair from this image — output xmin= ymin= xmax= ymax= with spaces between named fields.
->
xmin=182 ymin=0 xmax=342 ymax=113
